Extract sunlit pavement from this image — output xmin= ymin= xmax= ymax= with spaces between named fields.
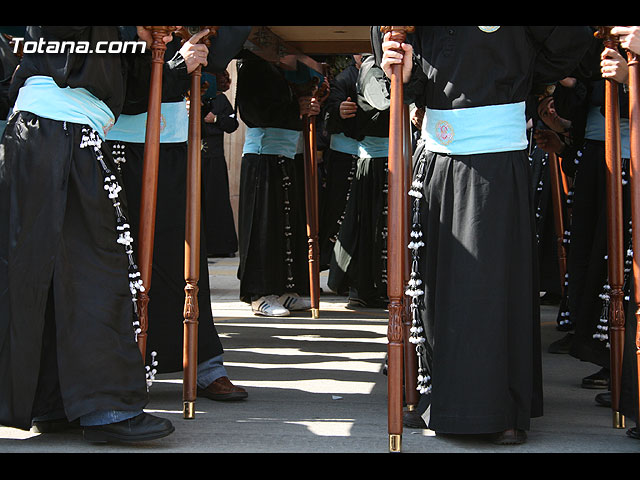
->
xmin=1 ymin=256 xmax=639 ymax=454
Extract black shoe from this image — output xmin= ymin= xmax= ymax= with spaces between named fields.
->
xmin=627 ymin=427 xmax=640 ymax=440
xmin=595 ymin=391 xmax=611 ymax=407
xmin=403 ymin=410 xmax=427 ymax=429
xmin=491 ymin=429 xmax=527 ymax=445
xmin=346 ymin=296 xmax=388 ymax=309
xmin=548 ymin=333 xmax=574 ymax=354
xmin=582 ymin=367 xmax=610 ymax=389
xmin=31 ymin=417 xmax=81 ymax=434
xmin=83 ymin=413 xmax=174 ymax=443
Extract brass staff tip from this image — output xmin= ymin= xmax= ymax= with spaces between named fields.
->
xmin=183 ymin=401 xmax=196 ymax=419
xmin=389 ymin=433 xmax=402 ymax=452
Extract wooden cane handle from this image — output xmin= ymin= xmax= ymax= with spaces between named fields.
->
xmin=595 ymin=26 xmax=620 ymax=49
xmin=380 ymin=26 xmax=415 ymax=47
xmin=175 ymin=26 xmax=219 ymax=46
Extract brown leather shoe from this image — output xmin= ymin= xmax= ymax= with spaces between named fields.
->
xmin=197 ymin=376 xmax=248 ymax=401
xmin=491 ymin=429 xmax=527 ymax=445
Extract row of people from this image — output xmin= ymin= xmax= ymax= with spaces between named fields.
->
xmin=3 ymin=25 xmax=639 ymax=449
xmin=521 ymin=26 xmax=639 ymax=442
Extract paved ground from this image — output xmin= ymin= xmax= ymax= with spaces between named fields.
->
xmin=1 ymin=256 xmax=639 ymax=454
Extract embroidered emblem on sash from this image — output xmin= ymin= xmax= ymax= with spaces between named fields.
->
xmin=103 ymin=119 xmax=114 ymax=137
xmin=478 ymin=26 xmax=500 ymax=33
xmin=435 ymin=120 xmax=454 ymax=145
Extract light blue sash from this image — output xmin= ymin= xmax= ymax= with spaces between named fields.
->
xmin=106 ymin=100 xmax=188 ymax=144
xmin=13 ymin=75 xmax=115 ymax=139
xmin=422 ymin=102 xmax=528 ymax=155
xmin=358 ymin=135 xmax=389 ymax=159
xmin=584 ymin=106 xmax=630 ymax=159
xmin=242 ymin=127 xmax=301 ymax=160
xmin=329 ymin=133 xmax=360 ymax=156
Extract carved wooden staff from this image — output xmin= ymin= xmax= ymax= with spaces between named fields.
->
xmin=597 ymin=26 xmax=626 ymax=428
xmin=138 ymin=26 xmax=177 ymax=359
xmin=380 ymin=25 xmax=414 ymax=453
xmin=625 ymin=35 xmax=640 ymax=430
xmin=402 ymin=105 xmax=418 ymax=411
xmin=301 ymin=80 xmax=324 ymax=319
xmin=176 ymin=26 xmax=218 ymax=419
xmin=548 ymin=151 xmax=568 ymax=295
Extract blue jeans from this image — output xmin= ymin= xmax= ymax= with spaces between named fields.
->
xmin=33 ymin=355 xmax=228 ymax=426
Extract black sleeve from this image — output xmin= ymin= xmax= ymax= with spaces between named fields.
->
xmin=236 ymin=53 xmax=302 ymax=130
xmin=203 ymin=26 xmax=251 ymax=74
xmin=324 ymin=65 xmax=359 ymax=138
xmin=120 ymin=39 xmax=190 ymax=115
xmin=9 ymin=26 xmax=131 ymax=118
xmin=202 ymin=94 xmax=239 ymax=136
xmin=527 ymin=26 xmax=594 ymax=86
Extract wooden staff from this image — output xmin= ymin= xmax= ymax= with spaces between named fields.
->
xmin=380 ymin=25 xmax=414 ymax=453
xmin=137 ymin=26 xmax=177 ymax=359
xmin=176 ymin=26 xmax=218 ymax=419
xmin=548 ymin=151 xmax=568 ymax=295
xmin=402 ymin=105 xmax=418 ymax=411
xmin=597 ymin=26 xmax=626 ymax=428
xmin=301 ymin=80 xmax=324 ymax=319
xmin=625 ymin=35 xmax=640 ymax=431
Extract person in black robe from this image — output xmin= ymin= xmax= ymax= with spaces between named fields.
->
xmin=529 ymin=74 xmax=589 ymax=332
xmin=318 ymin=55 xmax=362 ymax=274
xmin=201 ymin=69 xmax=239 ymax=258
xmin=106 ymin=27 xmax=249 ymax=402
xmin=235 ymin=52 xmax=321 ymax=317
xmin=381 ymin=25 xmax=593 ymax=444
xmin=327 ymin=53 xmax=391 ymax=308
xmin=547 ymin=36 xmax=632 ymax=394
xmin=0 ymin=26 xmax=175 ymax=442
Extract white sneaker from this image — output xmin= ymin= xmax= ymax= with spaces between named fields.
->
xmin=251 ymin=295 xmax=290 ymax=317
xmin=278 ymin=292 xmax=312 ymax=311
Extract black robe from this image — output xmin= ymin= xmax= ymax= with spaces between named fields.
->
xmin=326 ymin=54 xmax=391 ymax=303
xmin=235 ymin=52 xmax=311 ymax=303
xmin=318 ymin=62 xmax=360 ymax=271
xmin=398 ymin=25 xmax=593 ymax=434
xmin=567 ymin=78 xmax=632 ymax=369
xmin=0 ymin=26 xmax=150 ymax=430
xmin=201 ymin=91 xmax=239 ymax=257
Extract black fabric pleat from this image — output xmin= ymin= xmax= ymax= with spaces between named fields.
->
xmin=115 ymin=141 xmax=223 ymax=374
xmin=237 ymin=153 xmax=310 ymax=303
xmin=0 ymin=112 xmax=148 ymax=429
xmin=415 ymin=145 xmax=543 ymax=434
xmin=328 ymin=155 xmax=388 ymax=302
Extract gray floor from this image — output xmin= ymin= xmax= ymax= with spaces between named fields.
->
xmin=1 ymin=256 xmax=638 ymax=453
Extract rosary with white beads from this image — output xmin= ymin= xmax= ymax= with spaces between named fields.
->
xmin=80 ymin=128 xmax=158 ymax=389
xmin=406 ymin=150 xmax=430 ymax=395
